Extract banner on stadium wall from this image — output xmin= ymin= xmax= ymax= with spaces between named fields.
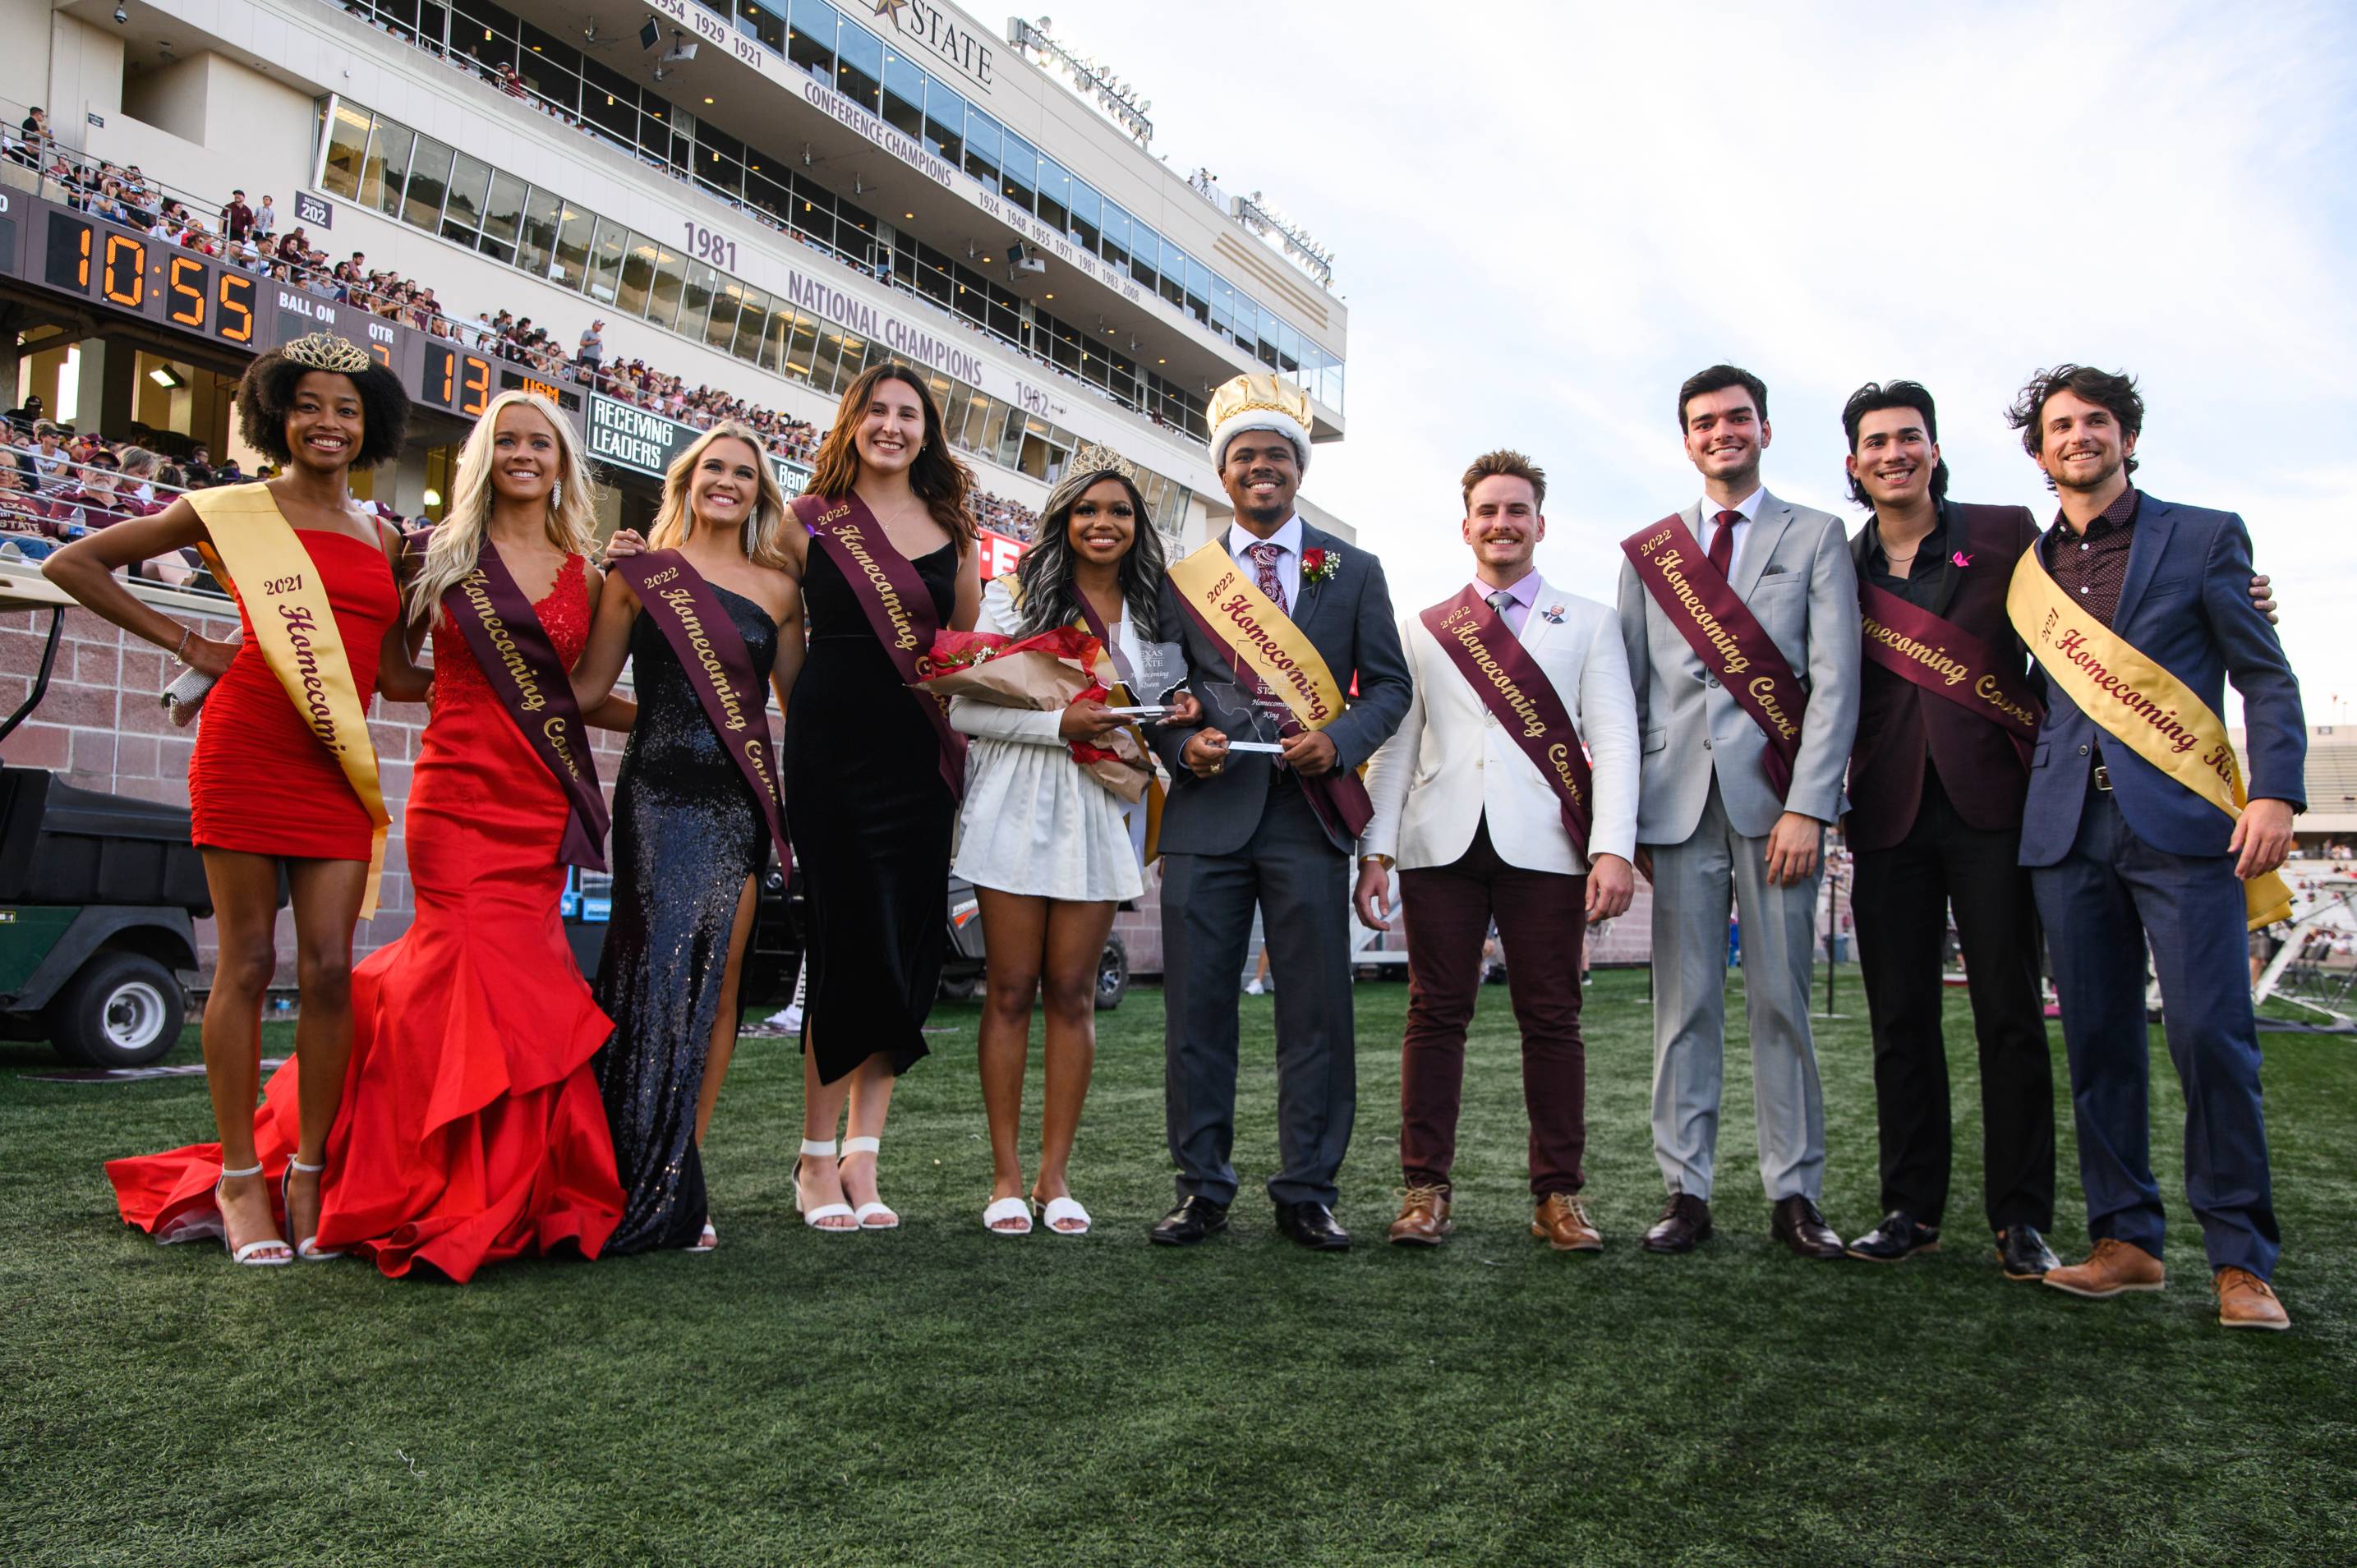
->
xmin=586 ymin=393 xmax=811 ymax=494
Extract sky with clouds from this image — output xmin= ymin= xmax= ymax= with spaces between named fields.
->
xmin=1048 ymin=0 xmax=2357 ymax=724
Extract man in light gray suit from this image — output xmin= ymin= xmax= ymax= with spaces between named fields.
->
xmin=1616 ymin=364 xmax=1862 ymax=1260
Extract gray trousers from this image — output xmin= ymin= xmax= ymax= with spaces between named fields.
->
xmin=1646 ymin=779 xmax=1826 ymax=1202
xmin=1160 ymin=784 xmax=1355 ymax=1207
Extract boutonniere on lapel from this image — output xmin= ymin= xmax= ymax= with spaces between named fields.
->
xmin=1300 ymin=547 xmax=1340 ymax=586
xmin=1541 ymin=603 xmax=1567 ymax=624
xmin=1951 ymin=550 xmax=1973 ymax=568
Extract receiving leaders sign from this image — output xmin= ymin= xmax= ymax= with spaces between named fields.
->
xmin=586 ymin=393 xmax=813 ymax=496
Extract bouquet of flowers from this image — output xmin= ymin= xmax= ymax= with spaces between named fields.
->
xmin=918 ymin=625 xmax=1154 ymax=802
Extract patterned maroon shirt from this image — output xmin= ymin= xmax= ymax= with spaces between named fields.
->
xmin=2041 ymin=485 xmax=2139 ymax=628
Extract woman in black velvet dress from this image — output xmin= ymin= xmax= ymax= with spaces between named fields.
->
xmin=571 ymin=423 xmax=802 ymax=1253
xmin=784 ymin=365 xmax=978 ymax=1232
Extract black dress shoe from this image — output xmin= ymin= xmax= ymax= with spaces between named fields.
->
xmin=1273 ymin=1200 xmax=1351 ymax=1252
xmin=1770 ymin=1195 xmax=1845 ymax=1260
xmin=1641 ymin=1193 xmax=1713 ymax=1253
xmin=1996 ymin=1223 xmax=2061 ymax=1280
xmin=1846 ymin=1209 xmax=1941 ymax=1262
xmin=1149 ymin=1196 xmax=1230 ymax=1247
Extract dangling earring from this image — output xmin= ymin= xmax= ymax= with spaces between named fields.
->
xmin=550 ymin=480 xmax=564 ymax=512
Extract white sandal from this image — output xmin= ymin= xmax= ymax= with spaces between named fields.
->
xmin=217 ymin=1163 xmax=291 ymax=1267
xmin=281 ymin=1157 xmax=343 ymax=1262
xmin=794 ymin=1139 xmax=856 ymax=1233
xmin=1036 ymin=1194 xmax=1093 ymax=1236
xmin=689 ymin=1221 xmax=717 ymax=1253
xmin=982 ymin=1195 xmax=1033 ymax=1235
xmin=841 ymin=1135 xmax=898 ymax=1230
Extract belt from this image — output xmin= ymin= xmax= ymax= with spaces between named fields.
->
xmin=2091 ymin=764 xmax=2112 ymax=793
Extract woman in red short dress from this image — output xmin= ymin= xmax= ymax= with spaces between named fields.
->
xmin=45 ymin=333 xmax=421 ymax=1266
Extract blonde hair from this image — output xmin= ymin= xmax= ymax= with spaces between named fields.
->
xmin=648 ymin=420 xmax=793 ymax=570
xmin=407 ymin=392 xmax=600 ymax=620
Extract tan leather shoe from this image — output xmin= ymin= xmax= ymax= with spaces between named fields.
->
xmin=1387 ymin=1184 xmax=1452 ymax=1246
xmin=2215 ymin=1267 xmax=2290 ymax=1331
xmin=1532 ymin=1193 xmax=1602 ymax=1253
xmin=2043 ymin=1237 xmax=2166 ymax=1299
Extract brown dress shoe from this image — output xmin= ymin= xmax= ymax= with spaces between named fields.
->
xmin=1387 ymin=1184 xmax=1452 ymax=1246
xmin=2042 ymin=1236 xmax=2166 ymax=1299
xmin=1770 ymin=1195 xmax=1844 ymax=1260
xmin=1641 ymin=1193 xmax=1712 ymax=1253
xmin=1532 ymin=1193 xmax=1602 ymax=1253
xmin=2215 ymin=1267 xmax=2290 ymax=1331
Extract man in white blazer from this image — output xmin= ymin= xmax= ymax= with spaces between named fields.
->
xmin=1357 ymin=451 xmax=1639 ymax=1250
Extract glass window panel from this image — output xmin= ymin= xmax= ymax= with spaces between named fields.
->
xmin=962 ymin=108 xmax=1001 ymax=186
xmin=835 ymin=21 xmax=882 ymax=111
xmin=882 ymin=53 xmax=924 ymax=137
xmin=806 ymin=324 xmax=844 ymax=393
xmin=747 ymin=170 xmax=791 ymax=227
xmin=1098 ymin=201 xmax=1130 ymax=271
xmin=616 ymin=231 xmax=656 ymax=318
xmin=518 ymin=25 xmax=581 ymax=110
xmin=1209 ymin=276 xmax=1237 ymax=336
xmin=440 ymin=152 xmax=491 ymax=246
xmin=738 ymin=0 xmax=785 ymax=51
xmin=582 ymin=60 xmax=638 ymax=146
xmin=1128 ymin=218 xmax=1158 ymax=290
xmin=550 ymin=202 xmax=592 ymax=290
xmin=732 ymin=286 xmax=770 ymax=361
xmin=480 ymin=170 xmax=527 ymax=263
xmin=1068 ymin=180 xmax=1099 ymax=253
xmin=787 ymin=0 xmax=836 ymax=82
xmin=677 ymin=259 xmax=718 ymax=342
xmin=361 ymin=117 xmax=413 ymax=217
xmin=923 ymin=80 xmax=964 ymax=164
xmin=1036 ymin=159 xmax=1070 ymax=236
xmin=757 ymin=305 xmax=790 ymax=373
xmin=584 ymin=214 xmax=626 ymax=304
xmin=518 ymin=186 xmax=560 ymax=277
xmin=999 ymin=131 xmax=1037 ymax=209
xmin=782 ymin=312 xmax=821 ymax=384
xmin=322 ymin=103 xmax=372 ymax=199
xmin=401 ymin=135 xmax=453 ymax=232
xmin=646 ymin=242 xmax=685 ymax=329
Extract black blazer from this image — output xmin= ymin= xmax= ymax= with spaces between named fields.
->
xmin=1844 ymin=499 xmax=2042 ymax=853
xmin=1147 ymin=523 xmax=1411 ymax=856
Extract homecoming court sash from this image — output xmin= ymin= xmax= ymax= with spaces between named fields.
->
xmin=1070 ymin=586 xmax=1165 ymax=864
xmin=187 ymin=484 xmax=393 ymax=917
xmin=1164 ymin=540 xmax=1374 ymax=839
xmin=1858 ymin=583 xmax=2044 ymax=770
xmin=1420 ymin=586 xmax=1595 ymax=858
xmin=2006 ymin=545 xmax=2293 ymax=929
xmin=1621 ymin=515 xmax=1808 ymax=798
xmin=793 ymin=492 xmax=966 ymax=801
xmin=611 ymin=549 xmax=792 ymax=882
xmin=440 ymin=542 xmax=610 ymax=871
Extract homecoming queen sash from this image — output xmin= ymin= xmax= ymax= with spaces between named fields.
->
xmin=187 ymin=484 xmax=392 ymax=917
xmin=1420 ymin=586 xmax=1594 ymax=858
xmin=440 ymin=541 xmax=609 ymax=871
xmin=1164 ymin=540 xmax=1373 ymax=839
xmin=1858 ymin=582 xmax=2043 ymax=770
xmin=612 ymin=549 xmax=792 ymax=882
xmin=2006 ymin=545 xmax=2293 ymax=929
xmin=792 ymin=492 xmax=965 ymax=801
xmin=1621 ymin=515 xmax=1808 ymax=798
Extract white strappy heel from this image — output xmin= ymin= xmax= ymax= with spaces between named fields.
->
xmin=840 ymin=1135 xmax=898 ymax=1230
xmin=689 ymin=1221 xmax=717 ymax=1253
xmin=216 ymin=1163 xmax=291 ymax=1267
xmin=794 ymin=1138 xmax=857 ymax=1233
xmin=282 ymin=1157 xmax=343 ymax=1262
xmin=982 ymin=1195 xmax=1033 ymax=1235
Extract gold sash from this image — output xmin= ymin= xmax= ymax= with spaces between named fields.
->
xmin=2007 ymin=545 xmax=2291 ymax=928
xmin=1164 ymin=542 xmax=1349 ymax=731
xmin=190 ymin=485 xmax=392 ymax=917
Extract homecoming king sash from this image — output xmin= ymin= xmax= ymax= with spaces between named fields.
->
xmin=1858 ymin=582 xmax=2043 ymax=770
xmin=187 ymin=484 xmax=392 ymax=917
xmin=1164 ymin=540 xmax=1373 ymax=839
xmin=2006 ymin=545 xmax=2293 ymax=929
xmin=1420 ymin=586 xmax=1595 ymax=858
xmin=793 ymin=492 xmax=966 ymax=801
xmin=1621 ymin=515 xmax=1808 ymax=798
xmin=612 ymin=549 xmax=791 ymax=881
xmin=440 ymin=541 xmax=610 ymax=871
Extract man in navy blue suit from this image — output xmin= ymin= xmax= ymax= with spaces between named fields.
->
xmin=2007 ymin=365 xmax=2304 ymax=1331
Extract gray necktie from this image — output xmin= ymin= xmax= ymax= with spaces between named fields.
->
xmin=1486 ymin=590 xmax=1514 ymax=626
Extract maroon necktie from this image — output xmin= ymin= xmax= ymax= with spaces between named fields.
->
xmin=1708 ymin=508 xmax=1740 ymax=577
xmin=1246 ymin=540 xmax=1290 ymax=615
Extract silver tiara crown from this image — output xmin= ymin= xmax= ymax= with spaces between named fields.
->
xmin=1068 ymin=441 xmax=1136 ymax=481
xmin=281 ymin=331 xmax=374 ymax=375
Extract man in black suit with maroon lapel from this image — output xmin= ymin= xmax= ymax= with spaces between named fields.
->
xmin=1838 ymin=381 xmax=2060 ymax=1279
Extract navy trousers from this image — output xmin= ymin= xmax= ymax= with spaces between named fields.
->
xmin=2030 ymin=786 xmax=2279 ymax=1279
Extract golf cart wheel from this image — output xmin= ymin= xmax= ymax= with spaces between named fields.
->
xmin=1093 ymin=936 xmax=1130 ymax=1012
xmin=939 ymin=974 xmax=980 ymax=1002
xmin=51 ymin=950 xmax=185 ymax=1069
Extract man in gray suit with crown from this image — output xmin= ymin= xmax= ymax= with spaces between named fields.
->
xmin=1616 ymin=364 xmax=1861 ymax=1260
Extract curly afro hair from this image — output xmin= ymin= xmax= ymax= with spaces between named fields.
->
xmin=234 ymin=345 xmax=410 ymax=470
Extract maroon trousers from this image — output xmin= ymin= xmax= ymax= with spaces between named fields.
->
xmin=1398 ymin=816 xmax=1589 ymax=1196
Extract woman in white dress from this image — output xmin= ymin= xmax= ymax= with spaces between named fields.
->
xmin=953 ymin=445 xmax=1188 ymax=1236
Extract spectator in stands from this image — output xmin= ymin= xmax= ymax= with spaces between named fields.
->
xmin=251 ymin=192 xmax=276 ymax=241
xmin=13 ymin=106 xmax=47 ymax=167
xmin=4 ymin=393 xmax=42 ymax=436
xmin=25 ymin=422 xmax=69 ymax=492
xmin=183 ymin=444 xmax=215 ymax=487
xmin=500 ymin=62 xmax=529 ymax=99
xmin=221 ymin=188 xmax=254 ymax=243
xmin=276 ymin=226 xmax=308 ymax=264
xmin=0 ymin=458 xmax=58 ymax=557
xmin=119 ymin=446 xmax=161 ymax=508
xmin=56 ymin=451 xmax=126 ymax=532
xmin=578 ymin=318 xmax=605 ymax=377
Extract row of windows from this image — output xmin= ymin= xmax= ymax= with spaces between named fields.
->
xmin=325 ymin=0 xmax=1345 ymax=413
xmin=315 ymin=98 xmax=1192 ymax=528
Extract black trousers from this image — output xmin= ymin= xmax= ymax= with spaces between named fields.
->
xmin=1851 ymin=770 xmax=2055 ymax=1231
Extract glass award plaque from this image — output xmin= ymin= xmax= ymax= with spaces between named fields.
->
xmin=1204 ymin=677 xmax=1289 ymax=753
xmin=1106 ymin=637 xmax=1189 ymax=718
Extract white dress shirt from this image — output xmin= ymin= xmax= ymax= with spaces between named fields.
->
xmin=1696 ymin=484 xmax=1766 ymax=570
xmin=1224 ymin=513 xmax=1305 ymax=610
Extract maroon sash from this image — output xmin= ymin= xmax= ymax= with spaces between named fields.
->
xmin=1858 ymin=582 xmax=2042 ymax=769
xmin=1171 ymin=592 xmax=1374 ymax=842
xmin=1070 ymin=591 xmax=1136 ymax=693
xmin=440 ymin=542 xmax=610 ymax=871
xmin=793 ymin=492 xmax=966 ymax=801
xmin=612 ymin=549 xmax=791 ymax=881
xmin=1621 ymin=514 xmax=1807 ymax=798
xmin=1420 ymin=587 xmax=1594 ymax=858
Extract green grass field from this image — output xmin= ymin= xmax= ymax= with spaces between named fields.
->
xmin=3 ymin=970 xmax=2351 ymax=1566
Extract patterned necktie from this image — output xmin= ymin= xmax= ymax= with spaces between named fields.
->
xmin=1485 ymin=589 xmax=1515 ymax=632
xmin=1246 ymin=540 xmax=1289 ymax=615
xmin=1709 ymin=508 xmax=1741 ymax=577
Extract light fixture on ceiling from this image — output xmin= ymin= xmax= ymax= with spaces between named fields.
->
xmin=422 ymin=488 xmax=443 ymax=508
xmin=703 ymin=96 xmax=714 ymax=104
xmin=147 ymin=365 xmax=185 ymax=389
